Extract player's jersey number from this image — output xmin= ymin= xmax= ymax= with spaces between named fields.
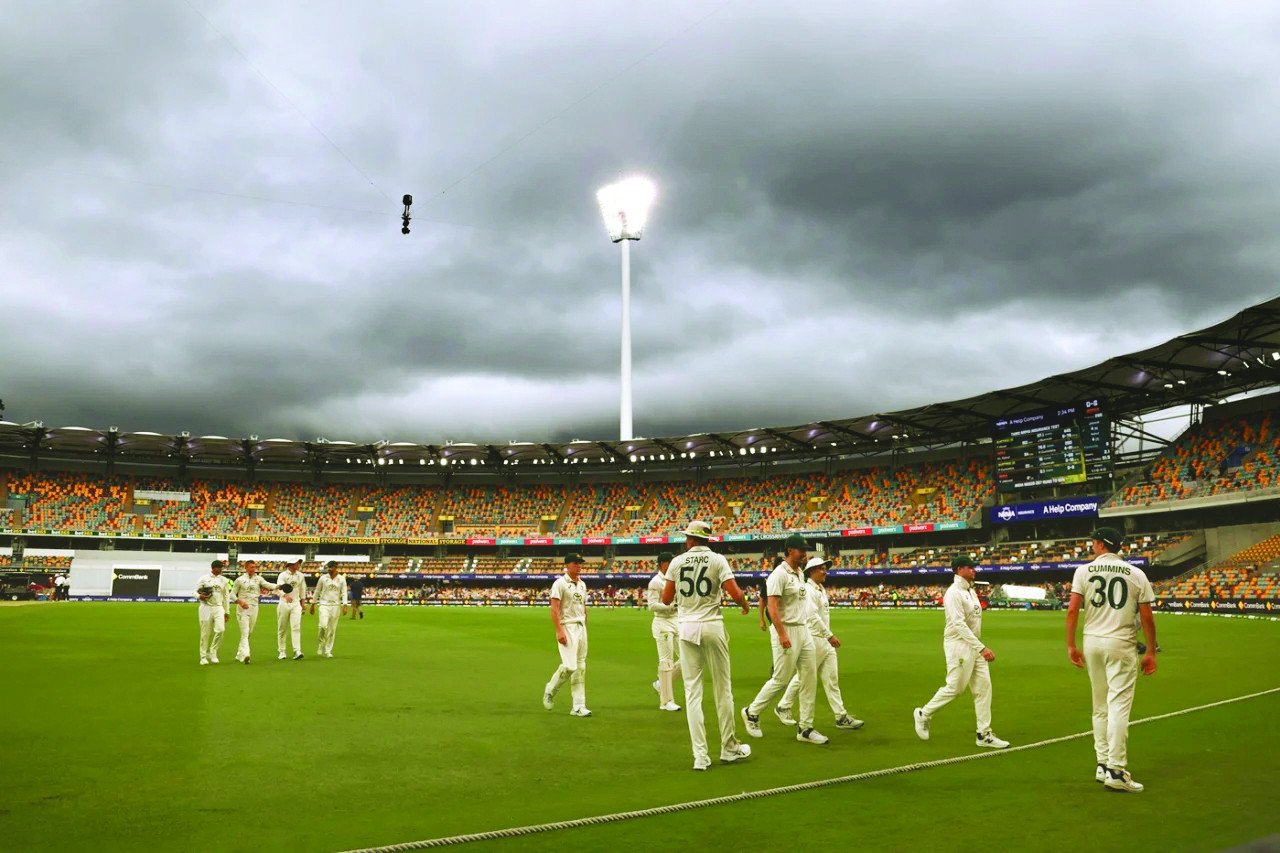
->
xmin=679 ymin=565 xmax=713 ymax=597
xmin=1088 ymin=575 xmax=1129 ymax=610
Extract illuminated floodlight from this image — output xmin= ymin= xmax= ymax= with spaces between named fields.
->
xmin=596 ymin=176 xmax=657 ymax=242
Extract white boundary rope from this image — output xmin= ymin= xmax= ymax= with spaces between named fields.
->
xmin=339 ymin=686 xmax=1280 ymax=852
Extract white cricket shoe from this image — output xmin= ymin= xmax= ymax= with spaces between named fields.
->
xmin=719 ymin=743 xmax=752 ymax=763
xmin=835 ymin=715 xmax=865 ymax=730
xmin=652 ymin=679 xmax=661 ymax=694
xmin=1095 ymin=763 xmax=1107 ymax=783
xmin=209 ymin=655 xmax=220 ymax=664
xmin=1104 ymin=768 xmax=1144 ymax=793
xmin=976 ymin=731 xmax=1010 ymax=750
xmin=199 ymin=658 xmax=209 ymax=666
xmin=741 ymin=707 xmax=763 ymax=738
xmin=324 ymin=652 xmax=334 ymax=658
xmin=569 ymin=706 xmax=592 ymax=717
xmin=278 ymin=652 xmax=286 ymax=660
xmin=913 ymin=708 xmax=930 ymax=741
xmin=293 ymin=652 xmax=304 ymax=660
xmin=542 ymin=691 xmax=555 ymax=711
xmin=796 ymin=727 xmax=829 ymax=745
xmin=774 ymin=705 xmax=797 ymax=726
xmin=692 ymin=756 xmax=712 ymax=772
xmin=659 ymin=701 xmax=681 ymax=712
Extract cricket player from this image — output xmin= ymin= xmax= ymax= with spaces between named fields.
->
xmin=660 ymin=520 xmax=753 ymax=770
xmin=195 ymin=559 xmax=231 ymax=665
xmin=1066 ymin=527 xmax=1157 ymax=793
xmin=275 ymin=559 xmax=307 ymax=660
xmin=231 ymin=560 xmax=277 ymax=664
xmin=647 ymin=552 xmax=681 ymax=712
xmin=777 ymin=556 xmax=863 ymax=731
xmin=542 ymin=554 xmax=591 ymax=717
xmin=310 ymin=561 xmax=349 ymax=658
xmin=742 ymin=534 xmax=827 ymax=745
xmin=913 ymin=555 xmax=1009 ymax=749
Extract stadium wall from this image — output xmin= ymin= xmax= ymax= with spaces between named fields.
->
xmin=1206 ymin=522 xmax=1280 ymax=564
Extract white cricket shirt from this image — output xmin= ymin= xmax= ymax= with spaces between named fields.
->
xmin=803 ymin=578 xmax=833 ymax=639
xmin=1071 ymin=553 xmax=1155 ymax=644
xmin=232 ymin=573 xmax=275 ymax=605
xmin=196 ymin=573 xmax=230 ymax=614
xmin=664 ymin=546 xmax=735 ymax=623
xmin=314 ymin=573 xmax=348 ymax=606
xmin=275 ymin=569 xmax=307 ymax=606
xmin=646 ymin=572 xmax=677 ymax=630
xmin=765 ymin=562 xmax=809 ymax=626
xmin=550 ymin=574 xmax=587 ymax=624
xmin=941 ymin=576 xmax=985 ymax=653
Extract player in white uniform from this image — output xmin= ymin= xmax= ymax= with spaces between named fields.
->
xmin=743 ymin=534 xmax=828 ymax=745
xmin=913 ymin=555 xmax=1010 ymax=749
xmin=1066 ymin=527 xmax=1157 ymax=793
xmin=660 ymin=520 xmax=753 ymax=770
xmin=310 ymin=561 xmax=349 ymax=658
xmin=777 ymin=557 xmax=863 ymax=730
xmin=543 ymin=554 xmax=591 ymax=716
xmin=275 ymin=559 xmax=308 ymax=661
xmin=231 ymin=560 xmax=277 ymax=664
xmin=195 ymin=559 xmax=231 ymax=665
xmin=647 ymin=552 xmax=681 ymax=712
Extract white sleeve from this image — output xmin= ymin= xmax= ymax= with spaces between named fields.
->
xmin=341 ymin=577 xmax=349 ymax=605
xmin=806 ymin=589 xmax=831 ymax=638
xmin=549 ymin=578 xmax=564 ymax=601
xmin=1137 ymin=575 xmax=1155 ymax=605
xmin=1069 ymin=567 xmax=1088 ymax=597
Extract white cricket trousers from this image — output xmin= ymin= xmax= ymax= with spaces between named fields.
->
xmin=678 ymin=621 xmax=744 ymax=763
xmin=198 ymin=605 xmax=225 ymax=661
xmin=545 ymin=623 xmax=588 ymax=708
xmin=748 ymin=624 xmax=818 ymax=729
xmin=1084 ymin=638 xmax=1139 ymax=769
xmin=277 ymin=602 xmax=302 ymax=655
xmin=317 ymin=604 xmax=341 ymax=655
xmin=921 ymin=640 xmax=992 ymax=733
xmin=781 ymin=638 xmax=846 ymax=719
xmin=653 ymin=620 xmax=679 ymax=706
xmin=235 ymin=603 xmax=260 ymax=660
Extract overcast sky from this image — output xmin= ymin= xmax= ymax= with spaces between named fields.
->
xmin=1 ymin=1 xmax=1278 ymax=444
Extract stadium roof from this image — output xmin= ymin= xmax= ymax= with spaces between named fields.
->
xmin=1 ymin=296 xmax=1278 ymax=471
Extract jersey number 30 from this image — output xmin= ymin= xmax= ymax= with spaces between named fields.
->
xmin=679 ymin=566 xmax=713 ymax=596
xmin=1088 ymin=576 xmax=1129 ymax=610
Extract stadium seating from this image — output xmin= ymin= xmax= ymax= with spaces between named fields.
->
xmin=887 ymin=533 xmax=1190 ymax=569
xmin=1109 ymin=410 xmax=1280 ymax=508
xmin=1154 ymin=534 xmax=1280 ymax=600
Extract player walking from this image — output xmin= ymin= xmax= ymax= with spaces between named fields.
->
xmin=310 ymin=561 xmax=349 ymax=658
xmin=913 ymin=555 xmax=1010 ymax=749
xmin=647 ymin=552 xmax=681 ymax=712
xmin=742 ymin=534 xmax=828 ymax=745
xmin=231 ymin=560 xmax=277 ymax=664
xmin=543 ymin=554 xmax=591 ymax=716
xmin=1065 ymin=527 xmax=1157 ymax=793
xmin=776 ymin=556 xmax=863 ymax=731
xmin=195 ymin=559 xmax=231 ymax=665
xmin=275 ymin=559 xmax=307 ymax=661
xmin=660 ymin=520 xmax=753 ymax=770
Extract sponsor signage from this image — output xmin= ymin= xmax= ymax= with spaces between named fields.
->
xmin=111 ymin=568 xmax=160 ymax=597
xmin=935 ymin=521 xmax=967 ymax=531
xmin=134 ymin=490 xmax=191 ymax=502
xmin=721 ymin=533 xmax=752 ymax=542
xmin=466 ymin=538 xmax=496 ymax=546
xmin=640 ymin=535 xmax=669 ymax=544
xmin=524 ymin=537 xmax=554 ymax=546
xmin=1154 ymin=598 xmax=1277 ymax=613
xmin=554 ymin=537 xmax=582 ymax=546
xmin=583 ymin=537 xmax=611 ymax=545
xmin=612 ymin=536 xmax=640 ymax=545
xmin=903 ymin=523 xmax=934 ymax=534
xmin=873 ymin=525 xmax=903 ymax=536
xmin=842 ymin=527 xmax=873 ymax=537
xmin=991 ymin=497 xmax=1103 ymax=524
xmin=496 ymin=537 xmax=524 ymax=546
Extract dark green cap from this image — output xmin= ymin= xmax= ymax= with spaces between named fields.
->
xmin=951 ymin=555 xmax=976 ymax=570
xmin=783 ymin=534 xmax=808 ymax=552
xmin=657 ymin=552 xmax=675 ymax=565
xmin=1091 ymin=527 xmax=1123 ymax=551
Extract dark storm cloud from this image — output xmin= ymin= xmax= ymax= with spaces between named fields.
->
xmin=1 ymin=1 xmax=1278 ymax=442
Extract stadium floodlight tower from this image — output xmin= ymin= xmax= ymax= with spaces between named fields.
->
xmin=596 ymin=176 xmax=657 ymax=441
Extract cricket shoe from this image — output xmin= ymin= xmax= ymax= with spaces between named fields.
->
xmin=542 ymin=692 xmax=555 ymax=711
xmin=293 ymin=652 xmax=304 ymax=660
xmin=1104 ymin=768 xmax=1144 ymax=793
xmin=976 ymin=731 xmax=1010 ymax=749
xmin=278 ymin=652 xmax=287 ymax=660
xmin=569 ymin=706 xmax=592 ymax=717
xmin=199 ymin=658 xmax=209 ymax=666
xmin=324 ymin=652 xmax=334 ymax=658
xmin=243 ymin=656 xmax=251 ymax=665
xmin=719 ymin=743 xmax=752 ymax=763
xmin=659 ymin=701 xmax=681 ymax=712
xmin=741 ymin=707 xmax=763 ymax=738
xmin=913 ymin=708 xmax=930 ymax=741
xmin=774 ymin=705 xmax=797 ymax=726
xmin=209 ymin=655 xmax=220 ymax=664
xmin=652 ymin=679 xmax=661 ymax=694
xmin=796 ymin=727 xmax=829 ymax=745
xmin=1095 ymin=763 xmax=1107 ymax=783
xmin=692 ymin=757 xmax=712 ymax=772
xmin=835 ymin=715 xmax=865 ymax=730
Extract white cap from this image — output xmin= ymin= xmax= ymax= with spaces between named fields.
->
xmin=683 ymin=520 xmax=713 ymax=539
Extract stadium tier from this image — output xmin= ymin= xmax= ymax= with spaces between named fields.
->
xmin=888 ymin=533 xmax=1191 ymax=568
xmin=1154 ymin=534 xmax=1280 ymax=601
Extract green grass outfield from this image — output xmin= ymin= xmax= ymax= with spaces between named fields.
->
xmin=1 ymin=603 xmax=1277 ymax=852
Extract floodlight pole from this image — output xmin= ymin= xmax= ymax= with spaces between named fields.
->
xmin=620 ymin=238 xmax=633 ymax=441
